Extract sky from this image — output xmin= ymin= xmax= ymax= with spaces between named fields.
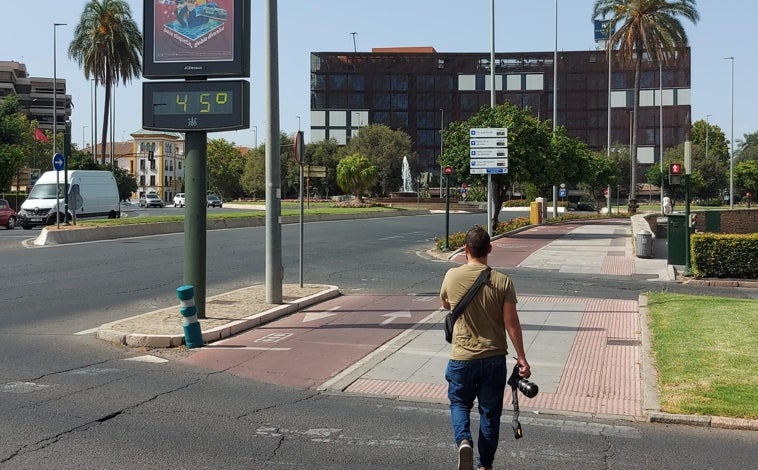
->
xmin=2 ymin=0 xmax=754 ymax=150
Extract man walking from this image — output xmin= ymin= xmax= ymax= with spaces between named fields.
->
xmin=440 ymin=226 xmax=531 ymax=470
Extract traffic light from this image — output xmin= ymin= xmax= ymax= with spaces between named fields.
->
xmin=669 ymin=163 xmax=682 ymax=185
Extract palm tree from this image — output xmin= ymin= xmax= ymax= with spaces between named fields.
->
xmin=68 ymin=0 xmax=143 ymax=165
xmin=336 ymin=154 xmax=378 ymax=203
xmin=592 ymin=0 xmax=699 ymax=212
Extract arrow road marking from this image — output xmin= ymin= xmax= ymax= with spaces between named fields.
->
xmin=380 ymin=310 xmax=412 ymax=325
xmin=303 ymin=306 xmax=341 ymax=323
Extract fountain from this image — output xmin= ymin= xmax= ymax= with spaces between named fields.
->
xmin=391 ymin=156 xmax=417 ymax=197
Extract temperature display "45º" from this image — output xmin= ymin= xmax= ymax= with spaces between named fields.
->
xmin=143 ymin=80 xmax=249 ymax=132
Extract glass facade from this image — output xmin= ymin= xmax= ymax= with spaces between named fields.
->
xmin=310 ymin=49 xmax=692 ymax=171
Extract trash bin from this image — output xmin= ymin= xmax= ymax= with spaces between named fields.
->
xmin=636 ymin=230 xmax=653 ymax=258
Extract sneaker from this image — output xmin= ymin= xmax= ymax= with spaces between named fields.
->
xmin=457 ymin=439 xmax=474 ymax=470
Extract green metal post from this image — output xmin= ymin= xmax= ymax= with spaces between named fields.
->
xmin=444 ymin=173 xmax=450 ymax=251
xmin=184 ymin=131 xmax=207 ymax=318
xmin=684 ymin=173 xmax=691 ymax=275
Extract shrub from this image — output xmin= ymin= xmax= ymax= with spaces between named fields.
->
xmin=691 ymin=233 xmax=758 ymax=279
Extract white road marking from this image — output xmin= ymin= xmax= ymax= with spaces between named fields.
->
xmin=380 ymin=310 xmax=412 ymax=325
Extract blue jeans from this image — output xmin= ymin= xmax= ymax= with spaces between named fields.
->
xmin=445 ymin=355 xmax=507 ymax=469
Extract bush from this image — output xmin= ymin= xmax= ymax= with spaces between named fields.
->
xmin=691 ymin=233 xmax=758 ymax=278
xmin=435 ymin=217 xmax=531 ymax=251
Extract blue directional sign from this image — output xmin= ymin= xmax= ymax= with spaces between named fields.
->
xmin=52 ymin=153 xmax=65 ymax=171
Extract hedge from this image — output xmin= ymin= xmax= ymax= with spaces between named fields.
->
xmin=691 ymin=233 xmax=758 ymax=279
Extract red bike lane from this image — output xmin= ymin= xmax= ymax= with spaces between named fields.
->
xmin=181 ymin=294 xmax=440 ymax=388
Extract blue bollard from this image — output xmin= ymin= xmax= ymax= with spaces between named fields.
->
xmin=176 ymin=285 xmax=203 ymax=348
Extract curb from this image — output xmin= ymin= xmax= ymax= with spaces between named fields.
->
xmin=96 ymin=285 xmax=340 ymax=348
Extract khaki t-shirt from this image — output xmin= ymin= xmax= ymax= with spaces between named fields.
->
xmin=440 ymin=264 xmax=517 ymax=360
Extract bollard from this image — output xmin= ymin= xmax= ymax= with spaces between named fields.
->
xmin=176 ymin=285 xmax=203 ymax=348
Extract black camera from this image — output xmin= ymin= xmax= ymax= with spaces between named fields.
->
xmin=507 ymin=364 xmax=538 ymax=398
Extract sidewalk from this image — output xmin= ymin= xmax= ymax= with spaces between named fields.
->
xmin=93 ymin=219 xmax=756 ymax=430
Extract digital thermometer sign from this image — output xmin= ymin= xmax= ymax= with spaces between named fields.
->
xmin=142 ymin=80 xmax=249 ymax=132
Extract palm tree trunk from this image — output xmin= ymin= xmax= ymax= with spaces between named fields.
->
xmin=100 ymin=76 xmax=112 ymax=166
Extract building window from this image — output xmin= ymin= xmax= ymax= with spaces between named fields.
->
xmin=525 ymin=74 xmax=544 ymax=90
xmin=435 ymin=75 xmax=454 ymax=91
xmin=390 ymin=75 xmax=409 ymax=91
xmin=417 ymin=130 xmax=437 ymax=146
xmin=329 ymin=74 xmax=349 ymax=90
xmin=416 ymin=111 xmax=436 ymax=128
xmin=391 ymin=112 xmax=408 ymax=128
xmin=312 ymin=74 xmax=326 ymax=91
xmin=461 ymin=94 xmax=479 ymax=111
xmin=391 ymin=94 xmax=408 ymax=110
xmin=350 ymin=75 xmax=365 ymax=91
xmin=348 ymin=93 xmax=365 ymax=108
xmin=416 ymin=75 xmax=435 ymax=91
xmin=373 ymin=93 xmax=391 ymax=109
xmin=458 ymin=75 xmax=476 ymax=91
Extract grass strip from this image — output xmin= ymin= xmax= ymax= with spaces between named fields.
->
xmin=647 ymin=292 xmax=758 ymax=419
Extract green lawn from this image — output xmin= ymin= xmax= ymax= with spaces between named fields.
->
xmin=78 ymin=204 xmax=402 ymax=227
xmin=647 ymin=292 xmax=758 ymax=419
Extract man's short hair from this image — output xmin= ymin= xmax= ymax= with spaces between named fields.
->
xmin=465 ymin=225 xmax=490 ymax=258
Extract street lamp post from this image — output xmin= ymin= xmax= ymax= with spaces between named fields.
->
xmin=53 ymin=22 xmax=66 ymax=227
xmin=705 ymin=114 xmax=712 ymax=160
xmin=724 ymin=56 xmax=734 ymax=209
xmin=252 ymin=125 xmax=257 ymax=148
xmin=82 ymin=125 xmax=88 ymax=152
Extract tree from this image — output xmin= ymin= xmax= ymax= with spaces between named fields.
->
xmin=691 ymin=119 xmax=728 ymax=161
xmin=305 ymin=138 xmax=342 ymax=199
xmin=336 ymin=154 xmax=378 ymax=203
xmin=582 ymin=151 xmax=621 ymax=207
xmin=735 ymin=160 xmax=758 ymax=203
xmin=207 ymin=138 xmax=246 ymax=199
xmin=0 ymin=95 xmax=35 ymax=191
xmin=735 ymin=131 xmax=758 ymax=165
xmin=68 ymin=0 xmax=142 ymax=164
xmin=440 ymin=103 xmax=553 ymax=230
xmin=593 ymin=0 xmax=699 ymax=212
xmin=343 ymin=124 xmax=417 ymax=196
xmin=241 ymin=146 xmax=265 ymax=199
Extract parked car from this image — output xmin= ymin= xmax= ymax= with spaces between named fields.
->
xmin=572 ymin=203 xmax=596 ymax=212
xmin=173 ymin=193 xmax=186 ymax=207
xmin=139 ymin=193 xmax=165 ymax=208
xmin=206 ymin=194 xmax=223 ymax=208
xmin=0 ymin=199 xmax=17 ymax=229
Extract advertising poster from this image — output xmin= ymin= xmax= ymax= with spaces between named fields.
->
xmin=152 ymin=0 xmax=234 ymax=64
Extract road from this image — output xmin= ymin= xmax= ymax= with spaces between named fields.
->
xmin=1 ymin=212 xmax=756 ymax=468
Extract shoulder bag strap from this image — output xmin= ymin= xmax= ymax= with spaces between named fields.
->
xmin=450 ymin=267 xmax=491 ymax=325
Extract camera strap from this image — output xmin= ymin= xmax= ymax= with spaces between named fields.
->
xmin=510 ymin=379 xmax=522 ymax=439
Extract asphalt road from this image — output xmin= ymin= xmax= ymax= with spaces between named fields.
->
xmin=1 ymin=212 xmax=756 ymax=468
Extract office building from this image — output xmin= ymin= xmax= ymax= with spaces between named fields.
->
xmin=0 ymin=61 xmax=72 ymax=133
xmin=310 ymin=47 xmax=691 ymax=172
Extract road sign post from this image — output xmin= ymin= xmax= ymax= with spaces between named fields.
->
xmin=52 ymin=153 xmax=64 ymax=228
xmin=469 ymin=128 xmax=508 ymax=234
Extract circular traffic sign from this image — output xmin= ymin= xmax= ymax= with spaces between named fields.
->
xmin=603 ymin=187 xmax=609 ymax=197
xmin=560 ymin=183 xmax=566 ymax=189
xmin=444 ymin=166 xmax=453 ymax=175
xmin=52 ymin=153 xmax=65 ymax=171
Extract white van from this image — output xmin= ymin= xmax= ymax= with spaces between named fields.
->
xmin=18 ymin=170 xmax=120 ymax=229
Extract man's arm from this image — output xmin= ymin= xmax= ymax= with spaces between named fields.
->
xmin=503 ymin=302 xmax=531 ymax=378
